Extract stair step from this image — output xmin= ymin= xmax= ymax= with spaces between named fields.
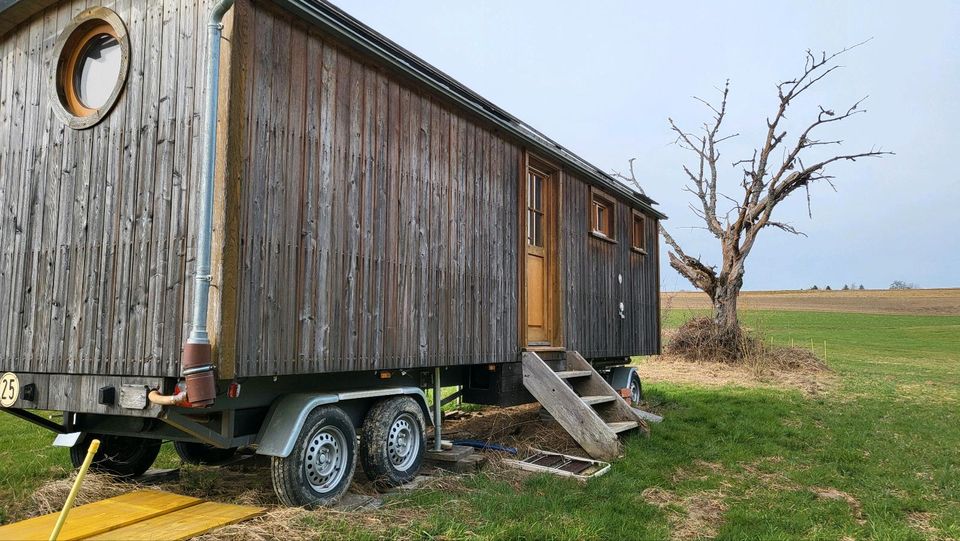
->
xmin=580 ymin=395 xmax=617 ymax=406
xmin=606 ymin=421 xmax=639 ymax=434
xmin=554 ymin=370 xmax=592 ymax=379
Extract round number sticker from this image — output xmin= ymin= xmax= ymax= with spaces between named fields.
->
xmin=0 ymin=372 xmax=19 ymax=407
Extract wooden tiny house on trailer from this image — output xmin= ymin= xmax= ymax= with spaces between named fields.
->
xmin=0 ymin=0 xmax=664 ymax=506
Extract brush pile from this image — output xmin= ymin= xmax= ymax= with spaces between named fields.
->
xmin=666 ymin=317 xmax=828 ymax=373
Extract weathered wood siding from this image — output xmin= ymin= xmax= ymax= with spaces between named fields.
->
xmin=561 ymin=175 xmax=660 ymax=358
xmin=0 ymin=0 xmax=211 ymax=377
xmin=223 ymin=1 xmax=522 ymax=376
xmin=1 ymin=0 xmax=660 ymax=381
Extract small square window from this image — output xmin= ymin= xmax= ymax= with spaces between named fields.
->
xmin=631 ymin=211 xmax=647 ymax=254
xmin=591 ymin=188 xmax=615 ymax=239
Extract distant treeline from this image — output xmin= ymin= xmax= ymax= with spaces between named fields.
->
xmin=807 ymin=281 xmax=920 ymax=291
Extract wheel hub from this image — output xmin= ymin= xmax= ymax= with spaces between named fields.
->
xmin=387 ymin=413 xmax=420 ymax=470
xmin=304 ymin=426 xmax=348 ymax=493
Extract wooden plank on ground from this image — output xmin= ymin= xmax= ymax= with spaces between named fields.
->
xmin=0 ymin=490 xmax=200 ymax=541
xmin=86 ymin=501 xmax=265 ymax=541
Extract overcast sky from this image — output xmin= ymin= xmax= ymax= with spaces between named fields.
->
xmin=333 ymin=0 xmax=960 ymax=291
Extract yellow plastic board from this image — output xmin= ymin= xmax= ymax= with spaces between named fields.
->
xmin=86 ymin=501 xmax=265 ymax=541
xmin=0 ymin=490 xmax=201 ymax=541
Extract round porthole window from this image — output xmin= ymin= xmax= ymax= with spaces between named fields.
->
xmin=51 ymin=7 xmax=129 ymax=129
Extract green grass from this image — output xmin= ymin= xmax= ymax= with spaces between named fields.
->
xmin=1 ymin=310 xmax=958 ymax=538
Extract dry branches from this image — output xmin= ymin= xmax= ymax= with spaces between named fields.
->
xmin=623 ymin=44 xmax=891 ymax=333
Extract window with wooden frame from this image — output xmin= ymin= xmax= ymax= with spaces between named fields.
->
xmin=590 ymin=187 xmax=616 ymax=241
xmin=50 ymin=7 xmax=130 ymax=130
xmin=631 ymin=210 xmax=647 ymax=254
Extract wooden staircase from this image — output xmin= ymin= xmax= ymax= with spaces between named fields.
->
xmin=521 ymin=351 xmax=648 ymax=460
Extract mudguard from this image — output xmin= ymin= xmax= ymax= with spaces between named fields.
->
xmin=609 ymin=366 xmax=638 ymax=391
xmin=255 ymin=387 xmax=431 ymax=458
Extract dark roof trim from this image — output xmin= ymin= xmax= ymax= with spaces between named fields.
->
xmin=274 ymin=0 xmax=666 ymax=219
xmin=0 ymin=0 xmax=58 ymax=37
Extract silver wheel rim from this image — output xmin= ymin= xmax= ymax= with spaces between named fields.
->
xmin=387 ymin=412 xmax=420 ymax=471
xmin=630 ymin=379 xmax=641 ymax=404
xmin=304 ymin=425 xmax=348 ymax=493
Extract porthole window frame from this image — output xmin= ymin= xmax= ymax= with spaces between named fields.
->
xmin=50 ymin=7 xmax=129 ymax=130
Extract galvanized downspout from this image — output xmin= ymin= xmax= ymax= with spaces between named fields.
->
xmin=180 ymin=0 xmax=236 ymax=407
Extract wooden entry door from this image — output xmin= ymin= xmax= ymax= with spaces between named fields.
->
xmin=525 ymin=167 xmax=554 ymax=345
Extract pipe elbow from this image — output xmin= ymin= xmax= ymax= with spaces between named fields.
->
xmin=148 ymin=389 xmax=188 ymax=407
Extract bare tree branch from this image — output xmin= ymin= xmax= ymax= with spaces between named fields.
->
xmin=612 ymin=157 xmax=645 ymax=195
xmin=623 ymin=43 xmax=891 ymax=331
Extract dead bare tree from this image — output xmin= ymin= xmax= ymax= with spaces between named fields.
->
xmin=616 ymin=45 xmax=890 ymax=343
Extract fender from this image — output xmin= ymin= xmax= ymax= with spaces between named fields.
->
xmin=255 ymin=387 xmax=432 ymax=458
xmin=608 ymin=366 xmax=638 ymax=391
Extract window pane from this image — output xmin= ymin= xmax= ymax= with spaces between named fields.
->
xmin=529 ymin=174 xmax=542 ymax=212
xmin=527 ymin=209 xmax=535 ymax=245
xmin=75 ymin=34 xmax=122 ymax=109
xmin=534 ymin=212 xmax=543 ymax=247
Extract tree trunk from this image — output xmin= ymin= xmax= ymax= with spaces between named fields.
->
xmin=712 ymin=253 xmax=745 ymax=334
xmin=712 ymin=282 xmax=740 ymax=333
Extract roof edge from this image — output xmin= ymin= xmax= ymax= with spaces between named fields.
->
xmin=0 ymin=0 xmax=58 ymax=38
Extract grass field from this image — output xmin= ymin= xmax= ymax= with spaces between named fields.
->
xmin=1 ymin=294 xmax=958 ymax=539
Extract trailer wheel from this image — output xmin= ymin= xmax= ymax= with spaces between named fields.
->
xmin=360 ymin=396 xmax=425 ymax=487
xmin=271 ymin=405 xmax=356 ymax=507
xmin=629 ymin=372 xmax=644 ymax=405
xmin=69 ymin=433 xmax=161 ymax=478
xmin=173 ymin=441 xmax=238 ymax=466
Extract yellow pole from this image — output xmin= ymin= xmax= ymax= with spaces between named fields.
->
xmin=49 ymin=438 xmax=100 ymax=541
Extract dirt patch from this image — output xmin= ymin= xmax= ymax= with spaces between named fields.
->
xmin=737 ymin=460 xmax=799 ymax=493
xmin=441 ymin=403 xmax=585 ymax=457
xmin=811 ymin=487 xmax=866 ymax=525
xmin=637 ymin=353 xmax=834 ymax=396
xmin=651 ymin=456 xmax=812 ymax=539
xmin=905 ymin=512 xmax=942 ymax=538
xmin=642 ymin=486 xmax=729 ymax=540
xmin=670 ymin=460 xmax=724 ymax=484
xmin=663 ymin=288 xmax=960 ymax=316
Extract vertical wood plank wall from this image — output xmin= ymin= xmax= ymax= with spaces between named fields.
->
xmin=560 ymin=175 xmax=661 ymax=358
xmin=0 ymin=0 xmax=211 ymax=378
xmin=0 ymin=0 xmax=661 ymax=380
xmin=226 ymin=1 xmax=523 ymax=377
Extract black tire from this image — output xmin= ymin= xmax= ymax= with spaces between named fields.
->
xmin=629 ymin=371 xmax=644 ymax=405
xmin=174 ymin=441 xmax=238 ymax=466
xmin=360 ymin=396 xmax=426 ymax=487
xmin=271 ymin=405 xmax=357 ymax=508
xmin=70 ymin=433 xmax=161 ymax=478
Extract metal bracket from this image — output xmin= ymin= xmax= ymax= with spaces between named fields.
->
xmin=161 ymin=411 xmax=239 ymax=449
xmin=440 ymin=387 xmax=464 ymax=408
xmin=2 ymin=408 xmax=68 ymax=434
